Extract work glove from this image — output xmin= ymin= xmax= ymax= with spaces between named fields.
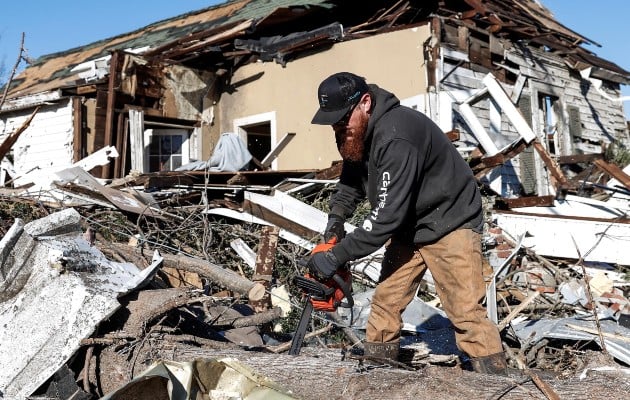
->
xmin=307 ymin=250 xmax=342 ymax=281
xmin=324 ymin=214 xmax=346 ymax=242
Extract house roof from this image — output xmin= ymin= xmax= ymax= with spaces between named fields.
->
xmin=3 ymin=0 xmax=628 ymax=102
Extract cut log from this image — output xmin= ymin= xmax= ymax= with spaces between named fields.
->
xmin=105 ymin=242 xmax=266 ymax=301
xmin=142 ymin=345 xmax=627 ymax=400
xmin=160 ymin=252 xmax=266 ymax=301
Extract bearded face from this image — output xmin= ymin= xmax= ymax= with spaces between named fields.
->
xmin=333 ymin=99 xmax=370 ymax=162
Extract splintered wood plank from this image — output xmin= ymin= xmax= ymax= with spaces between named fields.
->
xmin=532 ymin=139 xmax=568 ymax=187
xmin=0 ymin=106 xmax=39 ymax=160
xmin=250 ymin=226 xmax=279 ymax=313
xmin=594 ymin=159 xmax=630 ymax=190
xmin=496 ymin=195 xmax=555 ymax=209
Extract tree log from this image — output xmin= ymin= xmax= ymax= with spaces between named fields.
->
xmin=106 ymin=243 xmax=265 ymax=301
xmin=147 ymin=345 xmax=627 ymax=400
xmin=211 ymin=306 xmax=283 ymax=328
xmin=159 ymin=252 xmax=266 ymax=301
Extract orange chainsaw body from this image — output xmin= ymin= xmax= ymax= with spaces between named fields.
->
xmin=307 ymin=239 xmax=351 ymax=312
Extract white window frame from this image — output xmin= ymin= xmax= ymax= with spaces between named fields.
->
xmin=233 ymin=111 xmax=277 ymax=169
xmin=143 ymin=128 xmax=190 ymax=172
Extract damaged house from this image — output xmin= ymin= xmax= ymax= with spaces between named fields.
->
xmin=1 ymin=1 xmax=630 ymax=399
xmin=0 ymin=0 xmax=628 ymax=186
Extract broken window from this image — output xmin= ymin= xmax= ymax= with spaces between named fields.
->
xmin=242 ymin=122 xmax=271 ymax=164
xmin=538 ymin=93 xmax=560 ymax=155
xmin=233 ymin=111 xmax=276 ymax=169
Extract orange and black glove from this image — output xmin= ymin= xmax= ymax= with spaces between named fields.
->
xmin=306 ymin=249 xmax=342 ymax=281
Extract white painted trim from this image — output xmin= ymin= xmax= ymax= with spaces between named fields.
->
xmin=0 ymin=90 xmax=63 ymax=113
xmin=233 ymin=111 xmax=277 ymax=169
xmin=482 ymin=73 xmax=537 ymax=143
xmin=458 ymin=102 xmax=500 ymax=154
xmin=143 ymin=128 xmax=190 ymax=172
xmin=128 ymin=109 xmax=145 ymax=173
xmin=260 ymin=132 xmax=295 ymax=168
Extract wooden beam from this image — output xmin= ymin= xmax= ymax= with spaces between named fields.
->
xmin=532 ymin=140 xmax=568 ymax=188
xmin=427 ymin=17 xmax=441 ymax=88
xmin=0 ymin=106 xmax=39 ymax=160
xmin=472 ymin=139 xmax=527 ymax=178
xmin=260 ymin=132 xmax=296 ymax=169
xmin=558 ymin=153 xmax=604 ymax=165
xmin=495 ymin=195 xmax=555 ymax=209
xmin=102 ymin=50 xmax=120 ymax=179
xmin=594 ymin=159 xmax=630 ymax=190
xmin=76 ymin=85 xmax=97 ymax=95
xmin=72 ymin=97 xmax=83 ymax=163
xmin=114 ymin=112 xmax=125 ymax=178
xmin=250 ymin=226 xmax=279 ymax=313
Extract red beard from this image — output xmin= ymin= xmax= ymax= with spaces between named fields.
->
xmin=336 ymin=117 xmax=368 ymax=162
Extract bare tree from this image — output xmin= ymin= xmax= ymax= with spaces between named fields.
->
xmin=0 ymin=32 xmax=28 ymax=110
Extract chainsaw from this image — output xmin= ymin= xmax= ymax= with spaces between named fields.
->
xmin=288 ymin=238 xmax=353 ymax=356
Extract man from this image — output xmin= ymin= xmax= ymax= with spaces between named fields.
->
xmin=307 ymin=72 xmax=507 ymax=374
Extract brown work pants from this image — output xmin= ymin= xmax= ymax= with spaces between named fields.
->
xmin=365 ymin=228 xmax=503 ymax=358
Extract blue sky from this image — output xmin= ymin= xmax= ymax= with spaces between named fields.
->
xmin=544 ymin=0 xmax=630 ymax=118
xmin=1 ymin=1 xmax=628 ymax=117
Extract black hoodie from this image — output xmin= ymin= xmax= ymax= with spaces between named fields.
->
xmin=330 ymin=84 xmax=483 ymax=265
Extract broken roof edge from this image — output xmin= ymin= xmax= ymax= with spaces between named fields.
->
xmin=0 ymin=89 xmax=64 ymax=114
xmin=519 ymin=0 xmax=602 ymax=48
xmin=29 ymin=1 xmax=244 ymax=68
xmin=439 ymin=14 xmax=629 ymax=84
xmin=6 ymin=1 xmax=629 ymax=101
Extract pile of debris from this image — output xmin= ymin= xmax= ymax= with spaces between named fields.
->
xmin=0 ymin=156 xmax=629 ymax=400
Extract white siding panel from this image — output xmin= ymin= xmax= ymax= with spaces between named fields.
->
xmin=505 ymin=47 xmax=629 ymax=150
xmin=11 ymin=100 xmax=74 ymax=175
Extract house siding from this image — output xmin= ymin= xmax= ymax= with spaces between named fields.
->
xmin=505 ymin=47 xmax=629 ymax=150
xmin=0 ymin=100 xmax=74 ymax=176
xmin=438 ymin=41 xmax=628 ymax=197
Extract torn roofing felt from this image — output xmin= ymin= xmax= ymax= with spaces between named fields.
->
xmin=3 ymin=0 xmax=334 ymax=99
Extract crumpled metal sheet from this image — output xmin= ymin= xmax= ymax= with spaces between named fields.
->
xmin=0 ymin=208 xmax=162 ymax=400
xmin=511 ymin=316 xmax=630 ymax=366
xmin=337 ymin=288 xmax=451 ymax=332
xmin=101 ymin=358 xmax=296 ymax=400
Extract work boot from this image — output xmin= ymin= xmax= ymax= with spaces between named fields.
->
xmin=363 ymin=341 xmax=400 ymax=361
xmin=469 ymin=352 xmax=508 ymax=375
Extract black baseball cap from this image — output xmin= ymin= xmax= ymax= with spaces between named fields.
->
xmin=311 ymin=72 xmax=369 ymax=125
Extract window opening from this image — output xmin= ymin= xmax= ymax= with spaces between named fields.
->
xmin=538 ymin=94 xmax=559 ymax=155
xmin=234 ymin=111 xmax=276 ymax=169
xmin=242 ymin=122 xmax=271 ymax=165
xmin=144 ymin=129 xmax=189 ymax=172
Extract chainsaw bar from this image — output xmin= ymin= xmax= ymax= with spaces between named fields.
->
xmin=288 ymin=299 xmax=313 ymax=355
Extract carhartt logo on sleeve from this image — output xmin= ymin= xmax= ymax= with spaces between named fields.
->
xmin=370 ymin=171 xmax=390 ymax=221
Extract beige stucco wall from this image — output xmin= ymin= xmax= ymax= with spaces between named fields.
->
xmin=218 ymin=24 xmax=430 ymax=170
